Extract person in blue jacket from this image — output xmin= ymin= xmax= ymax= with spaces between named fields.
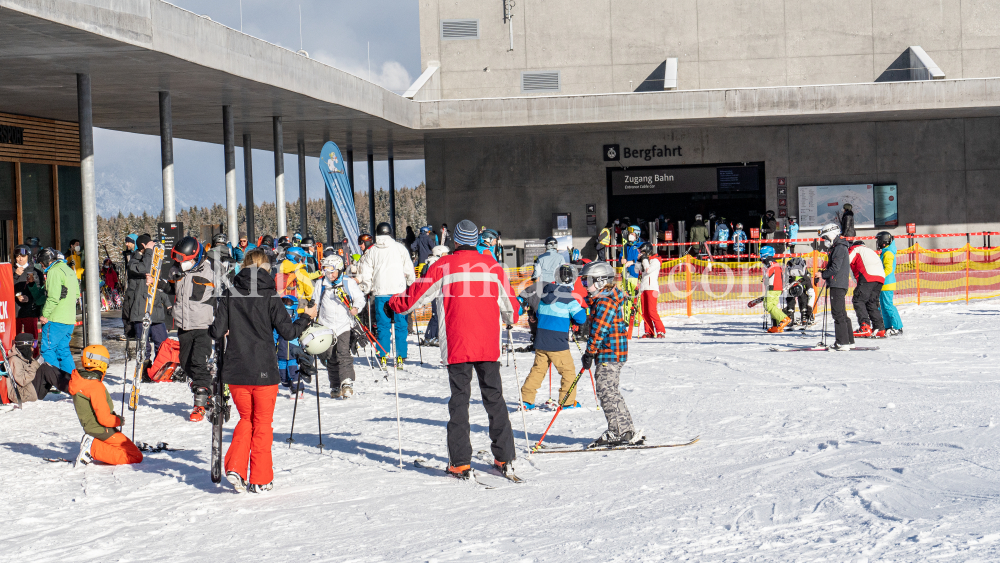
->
xmin=731 ymin=223 xmax=748 ymax=261
xmin=518 ymin=264 xmax=587 ymax=409
xmin=788 ymin=217 xmax=800 ymax=254
xmin=477 ymin=228 xmax=502 ymax=262
xmin=877 ymin=232 xmax=903 ymax=335
xmin=275 ymin=296 xmax=314 ymax=393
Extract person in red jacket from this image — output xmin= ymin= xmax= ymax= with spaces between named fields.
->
xmin=848 ymin=241 xmax=886 ymax=338
xmin=69 ymin=344 xmax=144 ymax=467
xmin=389 ymin=219 xmax=519 ymax=480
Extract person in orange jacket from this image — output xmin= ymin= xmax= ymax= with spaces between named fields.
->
xmin=69 ymin=344 xmax=143 ymax=467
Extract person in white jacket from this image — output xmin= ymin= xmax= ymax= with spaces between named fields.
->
xmin=356 ymin=222 xmax=416 ymax=369
xmin=634 ymin=242 xmax=665 ymax=338
xmin=313 ymin=254 xmax=367 ymax=398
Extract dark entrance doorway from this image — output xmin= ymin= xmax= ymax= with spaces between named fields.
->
xmin=605 ymin=161 xmax=766 ymax=237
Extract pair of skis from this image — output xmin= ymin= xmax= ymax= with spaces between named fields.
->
xmin=208 ymin=338 xmax=230 ymax=484
xmin=127 ymin=244 xmax=166 ymax=441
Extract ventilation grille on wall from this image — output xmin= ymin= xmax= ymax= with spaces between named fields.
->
xmin=441 ymin=19 xmax=479 ymax=39
xmin=521 ymin=71 xmax=561 ymax=92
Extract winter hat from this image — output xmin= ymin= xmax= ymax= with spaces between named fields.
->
xmin=453 ymin=220 xmax=479 ymax=246
xmin=136 ymin=234 xmax=152 ymax=247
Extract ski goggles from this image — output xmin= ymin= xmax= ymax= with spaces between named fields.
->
xmin=14 ymin=247 xmax=31 ymax=256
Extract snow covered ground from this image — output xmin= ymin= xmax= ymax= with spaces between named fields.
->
xmin=3 ymin=299 xmax=1000 ymax=562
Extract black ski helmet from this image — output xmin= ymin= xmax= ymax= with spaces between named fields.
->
xmin=35 ymin=247 xmax=58 ymax=270
xmin=557 ymin=264 xmax=576 ymax=285
xmin=876 ymin=231 xmax=894 ymax=250
xmin=638 ymin=241 xmax=654 ymax=258
xmin=13 ymin=333 xmax=33 ymax=358
xmin=375 ymin=222 xmax=393 ymax=236
xmin=544 ymin=236 xmax=558 ymax=250
xmin=172 ymin=236 xmax=204 ymax=270
xmin=260 ymin=234 xmax=274 ymax=248
xmin=13 ymin=244 xmax=31 ymax=259
xmin=300 ymin=236 xmax=315 ymax=249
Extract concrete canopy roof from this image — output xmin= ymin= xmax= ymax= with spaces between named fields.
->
xmin=0 ymin=0 xmax=425 ymax=159
xmin=4 ymin=0 xmax=1000 ymax=159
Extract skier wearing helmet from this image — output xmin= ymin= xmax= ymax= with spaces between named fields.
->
xmin=313 ymin=254 xmax=367 ymax=398
xmin=69 ymin=344 xmax=143 ymax=466
xmin=636 ymin=242 xmax=665 ymax=338
xmin=531 ymin=237 xmax=566 ymax=284
xmin=731 ymin=223 xmax=748 ymax=261
xmin=818 ymin=223 xmax=853 ymax=350
xmin=580 ymin=261 xmax=640 ymax=448
xmin=169 ymin=236 xmax=217 ymax=422
xmin=759 ymin=246 xmax=791 ymax=333
xmin=876 ymin=232 xmax=903 ymax=336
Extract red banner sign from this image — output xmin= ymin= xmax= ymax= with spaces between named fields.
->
xmin=0 ymin=263 xmax=14 ymax=351
xmin=750 ymin=228 xmax=760 ymax=239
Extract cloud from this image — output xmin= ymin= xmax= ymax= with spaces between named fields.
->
xmin=311 ymin=51 xmax=414 ymax=94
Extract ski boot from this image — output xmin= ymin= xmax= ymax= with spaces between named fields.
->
xmin=887 ymin=328 xmax=903 ymax=336
xmin=446 ymin=464 xmax=471 ymax=480
xmin=378 ymin=356 xmax=388 ymax=371
xmin=226 ymin=471 xmax=248 ymax=493
xmin=520 ymin=401 xmax=536 ymax=411
xmin=247 ymin=482 xmax=273 ymax=494
xmin=588 ymin=430 xmax=630 ymax=449
xmin=872 ymin=329 xmax=887 ymax=339
xmin=562 ymin=401 xmax=582 ymax=410
xmin=340 ymin=380 xmax=354 ymax=399
xmin=190 ymin=386 xmax=210 ymax=422
xmin=74 ymin=434 xmax=94 ymax=468
xmin=493 ymin=459 xmax=516 ymax=480
xmin=853 ymin=323 xmax=873 ymax=338
xmin=831 ymin=342 xmax=856 ymax=351
xmin=396 ymin=357 xmax=405 ymax=370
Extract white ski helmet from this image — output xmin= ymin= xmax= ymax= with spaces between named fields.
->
xmin=818 ymin=223 xmax=841 ymax=244
xmin=580 ymin=261 xmax=616 ymax=294
xmin=431 ymin=245 xmax=450 ymax=258
xmin=321 ymin=254 xmax=344 ymax=272
xmin=300 ymin=325 xmax=335 ymax=355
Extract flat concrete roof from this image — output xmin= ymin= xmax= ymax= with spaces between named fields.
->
xmin=4 ymin=0 xmax=1000 ymax=159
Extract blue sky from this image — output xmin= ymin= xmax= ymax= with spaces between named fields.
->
xmin=95 ymin=0 xmax=423 ymax=217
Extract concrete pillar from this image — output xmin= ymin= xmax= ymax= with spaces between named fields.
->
xmin=347 ymin=148 xmax=355 ymax=202
xmin=367 ymin=150 xmax=376 ymax=235
xmin=158 ymin=91 xmax=175 ymax=222
xmin=273 ymin=117 xmax=286 ymax=237
xmin=223 ymin=106 xmax=238 ymax=240
xmin=297 ymin=139 xmax=307 ymax=236
xmin=77 ymin=73 xmax=101 ymax=345
xmin=243 ymin=133 xmax=255 ymax=241
xmin=388 ymin=149 xmax=396 ymax=238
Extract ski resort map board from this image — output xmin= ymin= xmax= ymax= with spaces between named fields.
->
xmin=798 ymin=184 xmax=875 ymax=230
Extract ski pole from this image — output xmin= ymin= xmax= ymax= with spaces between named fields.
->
xmin=0 ymin=344 xmax=22 ymax=408
xmin=548 ymin=363 xmax=552 ymax=401
xmin=414 ymin=310 xmax=423 ymax=366
xmin=573 ymin=338 xmax=600 ymax=410
xmin=120 ymin=336 xmax=130 ymax=416
xmin=390 ymin=321 xmax=403 ymax=468
xmin=821 ymin=285 xmax=830 ymax=347
xmin=507 ymin=327 xmax=531 ymax=453
xmin=313 ymin=355 xmax=324 ymax=452
xmin=287 ymin=367 xmax=304 ymax=448
xmin=531 ymin=368 xmax=587 ymax=452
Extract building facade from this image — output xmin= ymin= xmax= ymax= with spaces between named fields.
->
xmin=418 ymin=0 xmax=1000 ymax=253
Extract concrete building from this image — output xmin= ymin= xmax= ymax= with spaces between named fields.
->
xmin=3 ymin=0 xmax=1000 ymax=339
xmin=415 ymin=0 xmax=1000 ymax=253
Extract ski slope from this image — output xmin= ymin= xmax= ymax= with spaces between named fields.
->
xmin=3 ymin=299 xmax=1000 ymax=562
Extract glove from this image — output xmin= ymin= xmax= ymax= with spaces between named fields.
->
xmin=581 ymin=353 xmax=594 ymax=371
xmin=292 ymin=347 xmax=314 ymax=367
xmin=505 ymin=324 xmax=514 ymax=330
xmin=297 ymin=360 xmax=316 ymax=378
xmin=383 ymin=301 xmax=395 ymax=319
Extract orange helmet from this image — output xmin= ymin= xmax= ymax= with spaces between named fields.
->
xmin=82 ymin=344 xmax=110 ymax=373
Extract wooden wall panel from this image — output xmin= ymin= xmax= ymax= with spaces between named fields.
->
xmin=0 ymin=112 xmax=79 ymax=167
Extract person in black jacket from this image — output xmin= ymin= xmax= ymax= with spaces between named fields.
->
xmin=838 ymin=204 xmax=856 ymax=238
xmin=817 ymin=223 xmax=854 ymax=350
xmin=209 ymin=248 xmax=316 ymax=494
xmin=410 ymin=226 xmax=436 ymax=266
xmin=13 ymin=245 xmax=44 ymax=339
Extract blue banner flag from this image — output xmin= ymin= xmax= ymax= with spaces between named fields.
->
xmin=318 ymin=142 xmax=361 ymax=256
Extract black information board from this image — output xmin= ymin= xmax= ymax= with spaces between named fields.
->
xmin=716 ymin=166 xmax=759 ymax=192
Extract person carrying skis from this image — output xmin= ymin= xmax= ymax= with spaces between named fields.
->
xmin=37 ymin=247 xmax=80 ymax=374
xmin=782 ymin=257 xmax=814 ymax=327
xmin=596 ymin=222 xmax=613 ymax=262
xmin=209 ymin=248 xmax=317 ymax=493
xmin=125 ymin=234 xmax=168 ymax=364
xmin=635 ymin=242 xmax=665 ymax=338
xmin=169 ymin=236 xmax=217 ymax=422
xmin=817 ymin=223 xmax=854 ymax=350
xmin=70 ymin=344 xmax=144 ymax=466
xmin=313 ymin=254 xmax=367 ymax=398
xmin=277 ymin=246 xmax=321 ymax=314
xmin=731 ymin=223 xmax=748 ymax=261
xmin=518 ymin=264 xmax=587 ymax=410
xmin=759 ymin=246 xmax=791 ymax=333
xmin=849 ymin=241 xmax=886 ymax=338
xmin=876 ymin=232 xmax=903 ymax=336
xmin=620 ymin=226 xmax=644 ymax=329
xmin=388 ymin=219 xmax=519 ymax=480
xmin=579 ymin=261 xmax=639 ymax=447
xmin=357 ymin=222 xmax=415 ymax=370
xmin=532 ymin=237 xmax=566 ymax=284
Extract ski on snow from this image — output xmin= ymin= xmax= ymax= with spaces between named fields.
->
xmin=768 ymin=345 xmax=880 ymax=352
xmin=413 ymin=457 xmax=525 ymax=488
xmin=534 ymin=436 xmax=700 ymax=454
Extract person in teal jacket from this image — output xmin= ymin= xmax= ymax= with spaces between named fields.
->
xmin=876 ymin=232 xmax=903 ymax=335
xmin=38 ymin=248 xmax=80 ymax=373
